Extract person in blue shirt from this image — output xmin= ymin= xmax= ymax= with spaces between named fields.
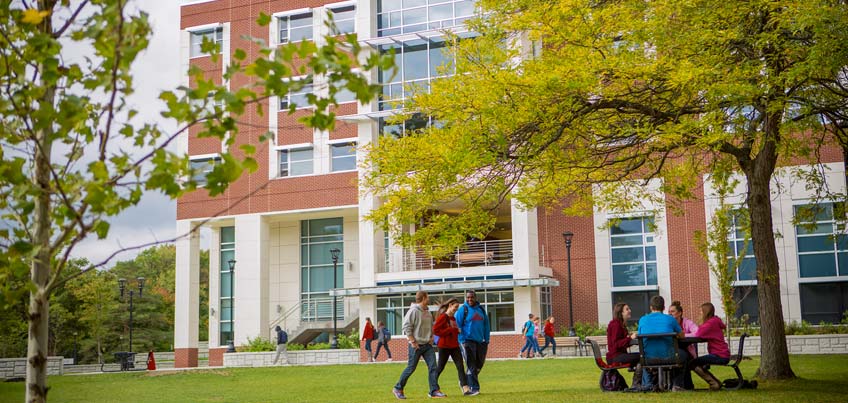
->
xmin=455 ymin=290 xmax=490 ymax=396
xmin=518 ymin=313 xmax=536 ymax=358
xmin=637 ymin=295 xmax=688 ymax=391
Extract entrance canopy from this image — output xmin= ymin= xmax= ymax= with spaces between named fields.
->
xmin=329 ymin=277 xmax=559 ymax=296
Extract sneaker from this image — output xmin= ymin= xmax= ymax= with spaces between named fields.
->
xmin=387 ymin=358 xmax=393 ymax=362
xmin=392 ymin=388 xmax=406 ymax=400
xmin=518 ymin=353 xmax=523 ymax=358
xmin=429 ymin=390 xmax=447 ymax=398
xmin=467 ymin=389 xmax=480 ymax=396
xmin=370 ymin=357 xmax=375 ymax=362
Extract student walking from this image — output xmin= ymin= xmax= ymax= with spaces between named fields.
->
xmin=519 ymin=314 xmax=535 ymax=358
xmin=374 ymin=321 xmax=392 ymax=362
xmin=532 ymin=316 xmax=544 ymax=358
xmin=433 ymin=298 xmax=470 ymax=394
xmin=456 ymin=290 xmax=491 ymax=396
xmin=363 ymin=317 xmax=376 ymax=362
xmin=539 ymin=316 xmax=557 ymax=356
xmin=392 ymin=291 xmax=445 ymax=399
xmin=272 ymin=325 xmax=288 ymax=365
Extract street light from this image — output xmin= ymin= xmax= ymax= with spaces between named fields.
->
xmin=118 ymin=276 xmax=145 ymax=352
xmin=226 ymin=259 xmax=236 ymax=353
xmin=330 ymin=248 xmax=341 ymax=349
xmin=73 ymin=331 xmax=78 ymax=365
xmin=562 ymin=232 xmax=576 ymax=337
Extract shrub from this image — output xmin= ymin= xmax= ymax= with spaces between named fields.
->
xmin=566 ymin=322 xmax=606 ymax=339
xmin=307 ymin=342 xmax=331 ymax=350
xmin=336 ymin=328 xmax=360 ymax=349
xmin=237 ymin=336 xmax=276 ymax=352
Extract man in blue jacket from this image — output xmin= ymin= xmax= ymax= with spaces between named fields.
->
xmin=455 ymin=290 xmax=490 ymax=396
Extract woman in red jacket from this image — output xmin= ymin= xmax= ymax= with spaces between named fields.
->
xmin=433 ymin=298 xmax=469 ymax=394
xmin=539 ymin=316 xmax=557 ymax=356
xmin=606 ymin=303 xmax=641 ymax=386
xmin=362 ymin=317 xmax=376 ymax=362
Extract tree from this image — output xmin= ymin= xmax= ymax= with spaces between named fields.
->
xmin=0 ymin=2 xmax=390 ymax=402
xmin=364 ymin=0 xmax=848 ymax=379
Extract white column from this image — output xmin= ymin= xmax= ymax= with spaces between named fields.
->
xmin=234 ymin=214 xmax=270 ymax=345
xmin=175 ymin=219 xmax=201 ymax=349
xmin=511 ymin=199 xmax=540 ymax=279
xmin=208 ymin=227 xmax=221 ymax=347
xmin=513 ymin=287 xmax=534 ymax=332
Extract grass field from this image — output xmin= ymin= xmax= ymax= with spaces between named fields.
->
xmin=1 ymin=355 xmax=846 ymax=402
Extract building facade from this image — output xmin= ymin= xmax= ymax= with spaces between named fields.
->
xmin=174 ymin=0 xmax=848 ymax=368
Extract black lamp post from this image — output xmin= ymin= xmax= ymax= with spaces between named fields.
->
xmin=226 ymin=259 xmax=236 ymax=353
xmin=330 ymin=248 xmax=341 ymax=349
xmin=118 ymin=276 xmax=145 ymax=352
xmin=562 ymin=232 xmax=576 ymax=337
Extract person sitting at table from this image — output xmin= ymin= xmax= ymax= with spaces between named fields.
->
xmin=637 ymin=295 xmax=689 ymax=391
xmin=668 ymin=301 xmax=698 ymax=389
xmin=606 ymin=303 xmax=641 ymax=387
xmin=689 ymin=302 xmax=729 ymax=391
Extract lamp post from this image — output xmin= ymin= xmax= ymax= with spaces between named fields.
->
xmin=330 ymin=248 xmax=341 ymax=349
xmin=226 ymin=259 xmax=236 ymax=353
xmin=562 ymin=232 xmax=576 ymax=337
xmin=118 ymin=276 xmax=145 ymax=352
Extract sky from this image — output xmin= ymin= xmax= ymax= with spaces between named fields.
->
xmin=71 ymin=1 xmax=188 ymax=266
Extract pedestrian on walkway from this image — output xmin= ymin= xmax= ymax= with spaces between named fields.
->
xmin=455 ymin=290 xmax=490 ymax=396
xmin=273 ymin=325 xmax=288 ymax=365
xmin=519 ymin=313 xmax=535 ymax=358
xmin=363 ymin=317 xmax=376 ymax=362
xmin=374 ymin=321 xmax=392 ymax=362
xmin=539 ymin=316 xmax=557 ymax=356
xmin=433 ymin=298 xmax=469 ymax=394
xmin=392 ymin=291 xmax=445 ymax=399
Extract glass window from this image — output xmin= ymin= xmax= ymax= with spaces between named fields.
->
xmin=329 ymin=5 xmax=356 ymax=35
xmin=189 ymin=156 xmax=221 ymax=187
xmin=377 ymin=0 xmax=476 ymax=37
xmin=612 ymin=290 xmax=658 ymax=327
xmin=378 ymin=114 xmax=436 ymax=137
xmin=301 ymin=218 xmax=344 ymax=321
xmin=190 ymin=27 xmax=223 ymax=58
xmin=799 ymin=282 xmax=848 ymax=324
xmin=732 ymin=286 xmax=759 ymax=324
xmin=279 ymin=147 xmax=313 ymax=177
xmin=219 ymin=226 xmax=235 ymax=345
xmin=281 ymin=80 xmax=314 ymax=110
xmin=331 ymin=142 xmax=357 ymax=172
xmin=726 ymin=209 xmax=757 ymax=282
xmin=378 ymin=40 xmax=451 ymax=110
xmin=609 ymin=216 xmax=657 ymax=288
xmin=375 ymin=288 xmax=514 ymax=335
xmin=280 ymin=12 xmax=313 ymax=43
xmin=795 ymin=203 xmax=848 ymax=278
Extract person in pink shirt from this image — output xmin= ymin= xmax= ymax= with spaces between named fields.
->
xmin=689 ymin=302 xmax=730 ymax=390
xmin=669 ymin=301 xmax=698 ymax=389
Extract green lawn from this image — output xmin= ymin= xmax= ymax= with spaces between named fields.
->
xmin=2 ymin=355 xmax=846 ymax=402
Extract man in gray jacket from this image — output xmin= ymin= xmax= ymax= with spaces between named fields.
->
xmin=392 ymin=291 xmax=445 ymax=399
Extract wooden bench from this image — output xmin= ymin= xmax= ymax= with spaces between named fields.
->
xmin=455 ymin=251 xmax=494 ymax=265
xmin=536 ymin=336 xmax=581 ymax=356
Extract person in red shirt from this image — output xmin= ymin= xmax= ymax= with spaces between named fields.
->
xmin=433 ymin=298 xmax=470 ymax=394
xmin=362 ymin=317 xmax=376 ymax=362
xmin=539 ymin=316 xmax=557 ymax=356
xmin=606 ymin=303 xmax=641 ymax=387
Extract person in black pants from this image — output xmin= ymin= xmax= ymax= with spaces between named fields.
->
xmin=607 ymin=303 xmax=641 ymax=387
xmin=433 ymin=298 xmax=469 ymax=394
xmin=455 ymin=290 xmax=491 ymax=396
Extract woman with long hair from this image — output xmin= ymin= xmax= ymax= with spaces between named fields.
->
xmin=606 ymin=303 xmax=640 ymax=386
xmin=690 ymin=302 xmax=730 ymax=390
xmin=539 ymin=316 xmax=557 ymax=356
xmin=433 ymin=298 xmax=470 ymax=394
xmin=669 ymin=301 xmax=698 ymax=388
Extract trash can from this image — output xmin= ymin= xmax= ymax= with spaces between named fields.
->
xmin=114 ymin=352 xmax=136 ymax=371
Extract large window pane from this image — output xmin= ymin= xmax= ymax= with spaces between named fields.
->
xmin=611 ymin=247 xmax=644 ymax=263
xmin=799 ymin=254 xmax=837 ymax=277
xmin=308 ymin=218 xmax=344 ymax=236
xmin=612 ymin=263 xmax=645 ymax=287
xmin=611 ymin=218 xmax=644 ymax=235
xmin=733 ymin=286 xmax=759 ymax=324
xmin=800 ymin=282 xmax=848 ymax=324
xmin=221 ymin=226 xmax=235 ymax=243
xmin=798 ymin=235 xmax=835 ymax=252
xmin=612 ymin=291 xmax=658 ymax=326
xmin=403 ymin=42 xmax=429 ymax=80
xmin=611 ymin=235 xmax=643 ymax=247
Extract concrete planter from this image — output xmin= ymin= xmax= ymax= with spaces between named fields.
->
xmin=0 ymin=357 xmax=63 ymax=380
xmin=223 ymin=349 xmax=360 ymax=368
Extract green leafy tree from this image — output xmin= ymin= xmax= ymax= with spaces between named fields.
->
xmin=68 ymin=268 xmax=119 ymax=365
xmin=0 ymin=2 xmax=390 ymax=401
xmin=364 ymin=0 xmax=848 ymax=379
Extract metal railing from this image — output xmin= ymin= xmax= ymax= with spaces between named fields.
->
xmin=382 ymin=239 xmax=513 ymax=272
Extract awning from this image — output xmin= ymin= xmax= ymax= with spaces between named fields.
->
xmin=329 ymin=277 xmax=559 ymax=296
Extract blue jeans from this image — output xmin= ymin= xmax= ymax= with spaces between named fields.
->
xmin=460 ymin=341 xmax=487 ymax=392
xmin=364 ymin=339 xmax=373 ymax=353
xmin=374 ymin=341 xmax=391 ymax=359
xmin=395 ymin=343 xmax=439 ymax=394
xmin=539 ymin=335 xmax=556 ymax=355
xmin=531 ymin=337 xmax=542 ymax=353
xmin=519 ymin=336 xmax=535 ymax=354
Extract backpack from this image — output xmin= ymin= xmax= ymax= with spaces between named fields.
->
xmin=370 ymin=326 xmax=378 ymax=340
xmin=722 ymin=378 xmax=758 ymax=389
xmin=278 ymin=330 xmax=288 ymax=344
xmin=600 ymin=369 xmax=628 ymax=392
xmin=381 ymin=327 xmax=391 ymax=339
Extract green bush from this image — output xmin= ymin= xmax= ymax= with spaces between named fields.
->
xmin=566 ymin=322 xmax=606 ymax=338
xmin=287 ymin=343 xmax=305 ymax=351
xmin=307 ymin=342 xmax=332 ymax=350
xmin=336 ymin=328 xmax=360 ymax=349
xmin=237 ymin=336 xmax=276 ymax=352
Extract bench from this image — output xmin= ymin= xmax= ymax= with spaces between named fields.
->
xmin=709 ymin=333 xmax=749 ymax=390
xmin=455 ymin=251 xmax=494 ymax=265
xmin=587 ymin=339 xmax=631 ymax=391
xmin=536 ymin=336 xmax=580 ymax=355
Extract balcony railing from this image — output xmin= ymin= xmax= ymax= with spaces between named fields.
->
xmin=300 ymin=296 xmax=344 ymax=322
xmin=382 ymin=239 xmax=513 ymax=272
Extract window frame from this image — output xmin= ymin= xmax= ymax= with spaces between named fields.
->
xmin=189 ymin=154 xmax=222 ymax=187
xmin=278 ymin=11 xmax=314 ymax=44
xmin=329 ymin=140 xmax=357 ymax=172
xmin=189 ymin=26 xmax=224 ymax=58
xmin=327 ymin=2 xmax=356 ymax=35
xmin=277 ymin=145 xmax=314 ymax=178
xmin=794 ymin=202 xmax=848 ymax=282
xmin=280 ymin=78 xmax=314 ymax=111
xmin=608 ymin=215 xmax=658 ymax=290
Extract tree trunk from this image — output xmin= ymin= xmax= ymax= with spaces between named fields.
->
xmin=742 ymin=115 xmax=796 ymax=380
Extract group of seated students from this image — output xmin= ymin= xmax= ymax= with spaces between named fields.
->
xmin=606 ymin=295 xmax=730 ymax=391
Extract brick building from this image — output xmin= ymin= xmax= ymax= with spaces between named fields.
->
xmin=174 ymin=0 xmax=848 ymax=368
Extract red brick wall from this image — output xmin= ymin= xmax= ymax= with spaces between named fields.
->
xmin=208 ymin=348 xmax=227 ymax=367
xmin=537 ymin=206 xmax=600 ymax=326
xmin=665 ymin=180 xmax=712 ymax=314
xmin=175 ymin=348 xmax=199 ymax=368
